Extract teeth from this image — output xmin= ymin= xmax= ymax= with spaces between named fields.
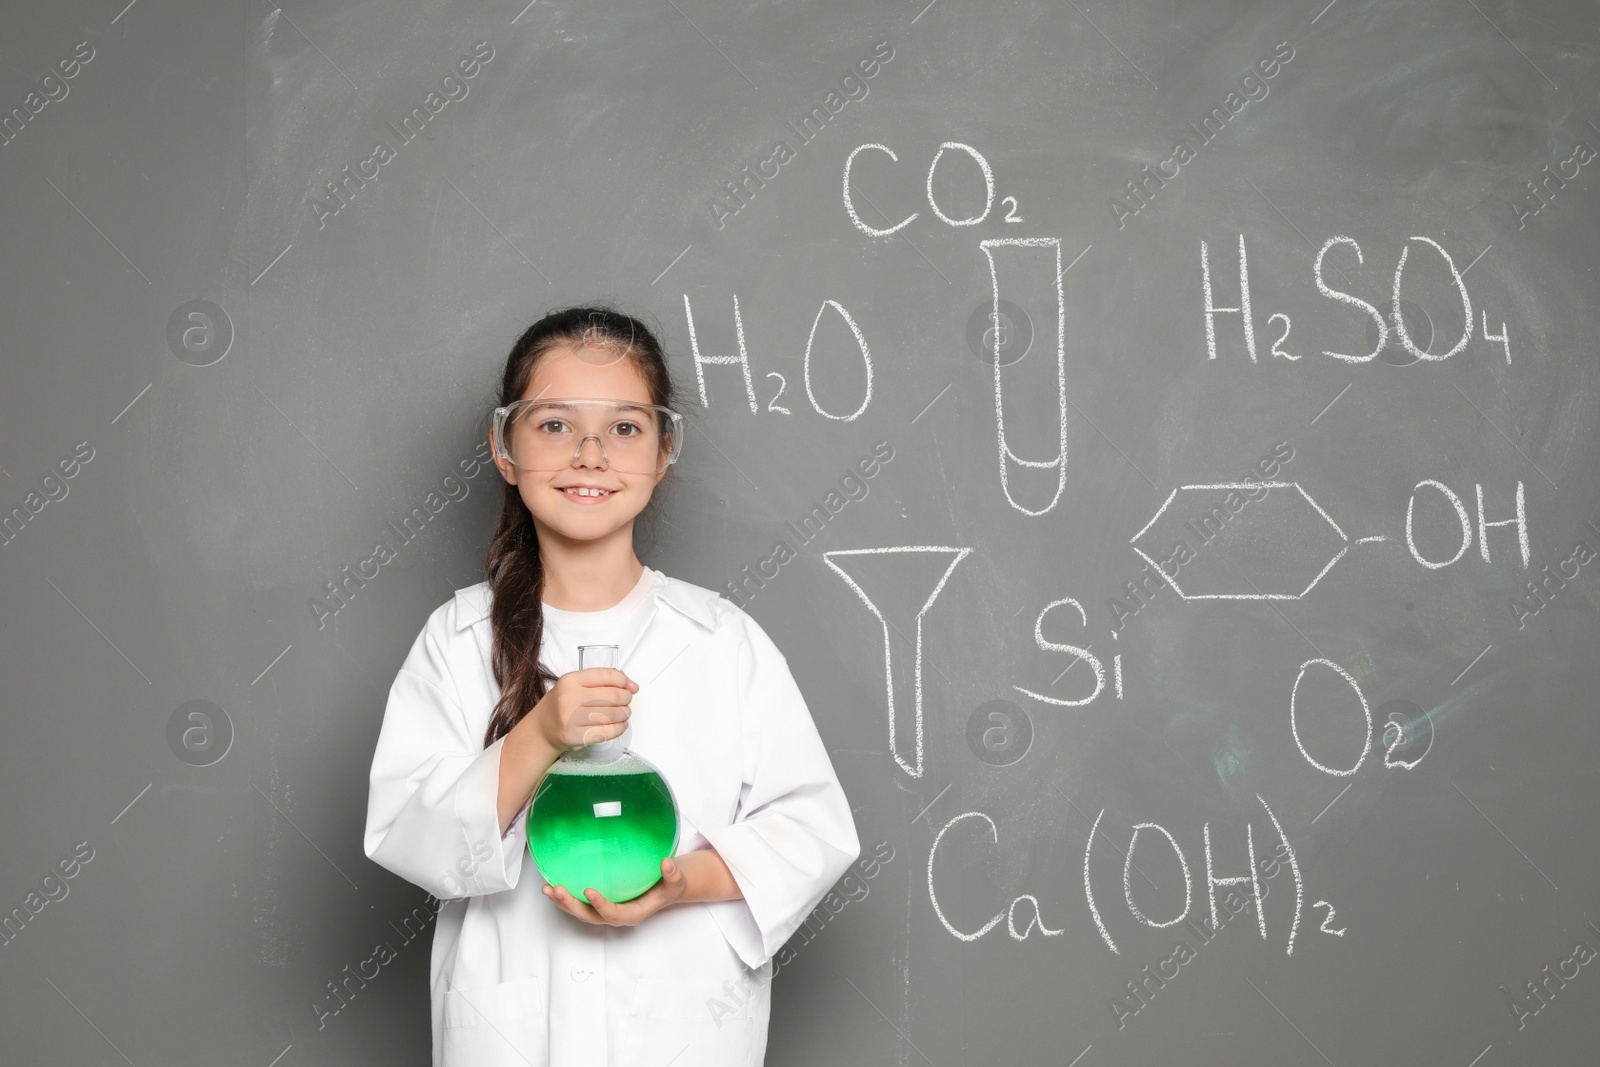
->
xmin=564 ymin=487 xmax=611 ymax=497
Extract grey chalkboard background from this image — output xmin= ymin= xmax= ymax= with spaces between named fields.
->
xmin=3 ymin=0 xmax=1598 ymax=1063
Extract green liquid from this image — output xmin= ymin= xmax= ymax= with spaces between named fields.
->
xmin=527 ymin=765 xmax=679 ymax=903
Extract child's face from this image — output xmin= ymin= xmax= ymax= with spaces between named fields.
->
xmin=492 ymin=342 xmax=669 ymax=545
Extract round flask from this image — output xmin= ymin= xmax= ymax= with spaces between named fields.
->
xmin=527 ymin=643 xmax=680 ymax=903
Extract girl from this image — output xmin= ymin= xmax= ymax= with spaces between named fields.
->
xmin=364 ymin=306 xmax=861 ymax=1066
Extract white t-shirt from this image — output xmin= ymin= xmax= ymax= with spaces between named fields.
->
xmin=540 ymin=565 xmax=661 ymax=678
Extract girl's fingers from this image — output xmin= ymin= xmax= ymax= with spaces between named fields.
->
xmin=541 ymin=884 xmax=569 ymax=912
xmin=544 ymin=880 xmax=672 ymax=926
xmin=543 ymin=884 xmax=598 ymax=921
xmin=584 ymin=888 xmax=623 ymax=923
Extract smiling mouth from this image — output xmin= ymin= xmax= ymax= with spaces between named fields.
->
xmin=558 ymin=486 xmax=617 ymax=501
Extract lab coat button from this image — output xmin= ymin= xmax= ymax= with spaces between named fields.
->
xmin=570 ymin=967 xmax=594 ymax=982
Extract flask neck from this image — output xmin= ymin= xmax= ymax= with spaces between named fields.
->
xmin=569 ymin=642 xmax=629 ymax=762
xmin=565 ymin=722 xmax=632 ymax=763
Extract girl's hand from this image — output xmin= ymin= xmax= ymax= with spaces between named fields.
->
xmin=540 ymin=858 xmax=687 ymax=927
xmin=533 ymin=667 xmax=639 ymax=753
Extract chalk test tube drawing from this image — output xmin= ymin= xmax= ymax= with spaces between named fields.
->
xmin=979 ymin=237 xmax=1067 ymax=516
xmin=822 ymin=546 xmax=972 ymax=778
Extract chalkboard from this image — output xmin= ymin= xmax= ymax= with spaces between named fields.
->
xmin=2 ymin=0 xmax=1598 ymax=1064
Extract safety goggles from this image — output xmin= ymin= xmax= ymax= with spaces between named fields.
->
xmin=491 ymin=397 xmax=684 ymax=476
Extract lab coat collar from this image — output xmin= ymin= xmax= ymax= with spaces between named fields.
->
xmin=451 ymin=569 xmax=723 ymax=636
xmin=452 ymin=569 xmax=725 ymax=689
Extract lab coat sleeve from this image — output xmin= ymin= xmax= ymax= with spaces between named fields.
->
xmin=363 ymin=610 xmax=527 ymax=900
xmin=698 ymin=614 xmax=862 ymax=971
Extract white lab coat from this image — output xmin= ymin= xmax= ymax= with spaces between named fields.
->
xmin=363 ymin=569 xmax=861 ymax=1066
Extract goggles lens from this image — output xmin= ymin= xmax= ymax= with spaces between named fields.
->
xmin=496 ymin=399 xmax=681 ymax=475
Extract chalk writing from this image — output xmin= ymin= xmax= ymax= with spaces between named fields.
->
xmin=979 ymin=238 xmax=1068 ymax=515
xmin=823 ymin=546 xmax=972 ymax=778
xmin=843 ymin=139 xmax=1007 ymax=236
xmin=1202 ymin=233 xmax=1498 ymax=367
xmin=928 ymin=794 xmax=1325 ymax=958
